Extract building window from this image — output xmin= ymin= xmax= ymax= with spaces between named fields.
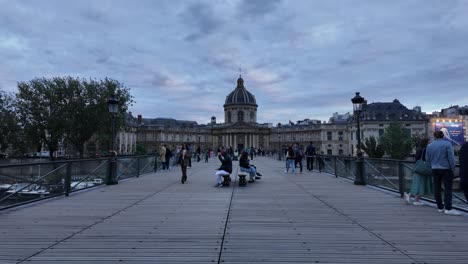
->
xmin=327 ymin=131 xmax=332 ymax=141
xmin=238 ymin=111 xmax=244 ymax=122
xmin=327 ymin=149 xmax=332 ymax=155
xmin=379 ymin=129 xmax=384 ymax=136
xmin=338 ymin=131 xmax=343 ymax=141
xmin=227 ymin=111 xmax=231 ymax=123
xmin=250 ymin=111 xmax=254 ymax=122
xmin=338 ymin=149 xmax=344 ymax=155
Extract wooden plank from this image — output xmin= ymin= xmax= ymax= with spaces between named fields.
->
xmin=0 ymin=157 xmax=467 ymax=263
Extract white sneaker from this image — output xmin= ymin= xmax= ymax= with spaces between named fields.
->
xmin=284 ymin=170 xmax=287 ymax=173
xmin=444 ymin=209 xmax=462 ymax=216
xmin=412 ymin=201 xmax=424 ymax=206
xmin=437 ymin=209 xmax=445 ymax=213
xmin=403 ymin=192 xmax=411 ymax=205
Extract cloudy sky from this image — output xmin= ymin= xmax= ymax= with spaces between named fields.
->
xmin=1 ymin=0 xmax=467 ymax=125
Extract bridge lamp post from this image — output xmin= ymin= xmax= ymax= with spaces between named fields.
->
xmin=277 ymin=124 xmax=282 ymax=161
xmin=351 ymin=92 xmax=366 ymax=185
xmin=107 ymin=95 xmax=119 ymax=185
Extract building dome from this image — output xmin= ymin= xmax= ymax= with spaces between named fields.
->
xmin=224 ymin=76 xmax=257 ymax=107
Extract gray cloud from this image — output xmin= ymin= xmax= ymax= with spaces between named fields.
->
xmin=0 ymin=0 xmax=467 ymax=125
xmin=180 ymin=3 xmax=224 ymax=41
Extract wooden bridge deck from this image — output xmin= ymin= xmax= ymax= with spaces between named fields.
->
xmin=0 ymin=156 xmax=467 ymax=264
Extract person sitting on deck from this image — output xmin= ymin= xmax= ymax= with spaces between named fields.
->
xmin=239 ymin=151 xmax=262 ymax=183
xmin=214 ymin=150 xmax=232 ymax=187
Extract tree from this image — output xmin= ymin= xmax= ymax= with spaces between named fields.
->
xmin=380 ymin=122 xmax=412 ymax=160
xmin=135 ymin=144 xmax=147 ymax=155
xmin=361 ymin=136 xmax=385 ymax=158
xmin=16 ymin=77 xmax=134 ymax=159
xmin=16 ymin=78 xmax=67 ymax=159
xmin=0 ymin=90 xmax=20 ymax=152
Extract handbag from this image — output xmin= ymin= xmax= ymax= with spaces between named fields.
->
xmin=413 ymin=159 xmax=432 ymax=176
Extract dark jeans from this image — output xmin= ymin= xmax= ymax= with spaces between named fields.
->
xmin=181 ymin=165 xmax=187 ymax=179
xmin=306 ymin=157 xmax=314 ymax=171
xmin=295 ymin=158 xmax=303 ymax=172
xmin=432 ymin=169 xmax=454 ymax=210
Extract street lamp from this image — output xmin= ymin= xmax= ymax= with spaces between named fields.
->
xmin=107 ymin=95 xmax=119 ymax=185
xmin=351 ymin=92 xmax=365 ymax=185
xmin=107 ymin=95 xmax=119 ymax=153
xmin=278 ymin=123 xmax=282 ymax=161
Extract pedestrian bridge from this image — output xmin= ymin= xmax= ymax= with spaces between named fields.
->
xmin=1 ymin=156 xmax=467 ymax=264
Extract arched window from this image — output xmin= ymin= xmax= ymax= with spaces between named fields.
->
xmin=227 ymin=111 xmax=231 ymax=123
xmin=238 ymin=111 xmax=244 ymax=122
xmin=250 ymin=111 xmax=254 ymax=122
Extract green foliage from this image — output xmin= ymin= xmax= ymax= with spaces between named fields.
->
xmin=411 ymin=134 xmax=425 ymax=150
xmin=380 ymin=122 xmax=413 ymax=160
xmin=0 ymin=90 xmax=21 ymax=152
xmin=135 ymin=144 xmax=147 ymax=155
xmin=15 ymin=77 xmax=134 ymax=158
xmin=361 ymin=136 xmax=385 ymax=158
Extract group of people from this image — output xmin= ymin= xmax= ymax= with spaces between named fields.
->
xmin=405 ymin=130 xmax=468 ymax=216
xmin=284 ymin=142 xmax=318 ymax=174
xmin=214 ymin=149 xmax=262 ymax=187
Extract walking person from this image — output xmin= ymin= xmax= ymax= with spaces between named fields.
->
xmin=305 ymin=142 xmax=316 ymax=172
xmin=205 ymin=149 xmax=209 ymax=163
xmin=165 ymin=145 xmax=172 ymax=170
xmin=285 ymin=145 xmax=296 ymax=174
xmin=293 ymin=143 xmax=304 ymax=174
xmin=159 ymin=144 xmax=166 ymax=171
xmin=178 ymin=144 xmax=191 ymax=184
xmin=426 ymin=131 xmax=461 ymax=216
xmin=214 ymin=150 xmax=232 ymax=187
xmin=459 ymin=141 xmax=468 ymax=202
xmin=404 ymin=138 xmax=433 ymax=206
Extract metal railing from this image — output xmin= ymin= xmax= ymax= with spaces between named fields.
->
xmin=271 ymin=154 xmax=468 ymax=212
xmin=0 ymin=155 xmax=160 ymax=210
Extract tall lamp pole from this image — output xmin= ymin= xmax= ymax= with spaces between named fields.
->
xmin=351 ymin=92 xmax=365 ymax=185
xmin=107 ymin=95 xmax=119 ymax=185
xmin=278 ymin=123 xmax=282 ymax=161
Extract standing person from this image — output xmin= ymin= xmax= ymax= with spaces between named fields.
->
xmin=153 ymin=151 xmax=158 ymax=172
xmin=205 ymin=149 xmax=210 ymax=163
xmin=188 ymin=144 xmax=193 ymax=168
xmin=293 ymin=143 xmax=303 ymax=174
xmin=285 ymin=145 xmax=296 ymax=174
xmin=178 ymin=144 xmax=191 ymax=184
xmin=250 ymin=146 xmax=255 ymax=160
xmin=426 ymin=131 xmax=461 ymax=216
xmin=159 ymin=145 xmax=166 ymax=171
xmin=196 ymin=146 xmax=201 ymax=162
xmin=305 ymin=142 xmax=316 ymax=172
xmin=459 ymin=141 xmax=468 ymax=202
xmin=239 ymin=151 xmax=260 ymax=183
xmin=165 ymin=145 xmax=172 ymax=170
xmin=404 ymin=138 xmax=433 ymax=205
xmin=318 ymin=151 xmax=325 ymax=172
xmin=214 ymin=151 xmax=232 ymax=187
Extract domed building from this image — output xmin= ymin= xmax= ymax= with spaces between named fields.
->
xmin=211 ymin=76 xmax=271 ymax=151
xmin=224 ymin=76 xmax=258 ymax=124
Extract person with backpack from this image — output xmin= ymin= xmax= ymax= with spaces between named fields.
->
xmin=293 ymin=143 xmax=304 ymax=174
xmin=305 ymin=142 xmax=316 ymax=172
xmin=285 ymin=145 xmax=296 ymax=174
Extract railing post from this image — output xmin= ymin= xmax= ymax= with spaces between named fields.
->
xmin=398 ymin=161 xmax=405 ymax=198
xmin=334 ymin=157 xmax=338 ymax=177
xmin=136 ymin=157 xmax=140 ymax=178
xmin=354 ymin=154 xmax=366 ymax=185
xmin=65 ymin=162 xmax=72 ymax=196
xmin=106 ymin=156 xmax=118 ymax=185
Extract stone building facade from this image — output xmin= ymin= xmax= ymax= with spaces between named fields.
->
xmin=135 ymin=77 xmax=438 ymax=156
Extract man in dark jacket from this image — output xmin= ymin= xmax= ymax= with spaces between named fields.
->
xmin=214 ymin=151 xmax=232 ymax=187
xmin=305 ymin=142 xmax=316 ymax=172
xmin=459 ymin=141 xmax=468 ymax=201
